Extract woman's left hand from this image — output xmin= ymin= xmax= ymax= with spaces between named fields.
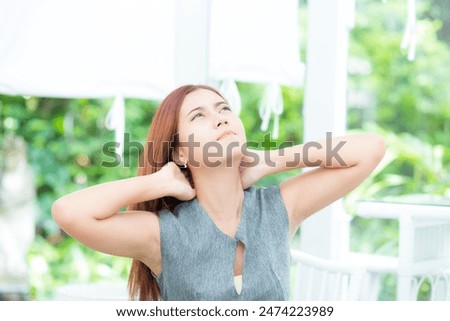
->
xmin=239 ymin=149 xmax=270 ymax=189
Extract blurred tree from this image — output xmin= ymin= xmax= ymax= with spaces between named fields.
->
xmin=426 ymin=0 xmax=450 ymax=44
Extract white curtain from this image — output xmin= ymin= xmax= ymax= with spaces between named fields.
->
xmin=209 ymin=0 xmax=304 ymax=139
xmin=209 ymin=0 xmax=303 ymax=86
xmin=0 ymin=0 xmax=176 ymax=99
xmin=0 ymin=0 xmax=304 ymax=155
xmin=0 ymin=0 xmax=176 ymax=158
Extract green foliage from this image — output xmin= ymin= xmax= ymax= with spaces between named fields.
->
xmin=349 ymin=0 xmax=450 ymax=151
xmin=27 ymin=236 xmax=129 ymax=300
xmin=1 ymin=96 xmax=156 ymax=299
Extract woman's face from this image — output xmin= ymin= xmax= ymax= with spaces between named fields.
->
xmin=176 ymin=88 xmax=247 ymax=168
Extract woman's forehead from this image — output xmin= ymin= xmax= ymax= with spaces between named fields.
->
xmin=180 ymin=89 xmax=224 ymax=115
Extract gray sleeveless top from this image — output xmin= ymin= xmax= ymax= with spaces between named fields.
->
xmin=151 ymin=185 xmax=291 ymax=300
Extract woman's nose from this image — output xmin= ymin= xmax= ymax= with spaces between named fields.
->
xmin=214 ymin=113 xmax=228 ymax=128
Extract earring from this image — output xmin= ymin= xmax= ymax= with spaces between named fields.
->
xmin=182 ymin=160 xmax=187 ymax=168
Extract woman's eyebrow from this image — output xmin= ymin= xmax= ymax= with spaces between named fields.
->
xmin=186 ymin=101 xmax=227 ymax=118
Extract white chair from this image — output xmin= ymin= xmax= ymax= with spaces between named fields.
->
xmin=290 ymin=249 xmax=367 ymax=300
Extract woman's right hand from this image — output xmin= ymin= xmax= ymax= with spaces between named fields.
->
xmin=160 ymin=162 xmax=196 ymax=201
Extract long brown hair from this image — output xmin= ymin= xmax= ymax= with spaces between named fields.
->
xmin=127 ymin=84 xmax=227 ymax=300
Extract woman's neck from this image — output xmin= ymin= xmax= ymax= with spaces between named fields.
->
xmin=191 ymin=165 xmax=244 ymax=224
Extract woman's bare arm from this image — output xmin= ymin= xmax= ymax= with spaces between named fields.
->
xmin=253 ymin=134 xmax=386 ymax=238
xmin=51 ymin=162 xmax=195 ymax=264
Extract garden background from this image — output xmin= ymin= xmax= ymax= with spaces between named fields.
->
xmin=0 ymin=0 xmax=448 ymax=300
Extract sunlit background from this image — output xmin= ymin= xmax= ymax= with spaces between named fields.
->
xmin=0 ymin=0 xmax=448 ymax=301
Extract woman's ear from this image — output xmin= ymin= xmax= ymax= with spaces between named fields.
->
xmin=171 ymin=148 xmax=185 ymax=167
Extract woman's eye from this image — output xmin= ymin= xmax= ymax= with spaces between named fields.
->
xmin=191 ymin=106 xmax=230 ymax=121
xmin=191 ymin=113 xmax=203 ymax=121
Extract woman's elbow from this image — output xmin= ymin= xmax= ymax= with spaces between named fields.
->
xmin=366 ymin=134 xmax=387 ymax=165
xmin=51 ymin=199 xmax=74 ymax=231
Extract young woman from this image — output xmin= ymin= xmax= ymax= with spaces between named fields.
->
xmin=52 ymin=84 xmax=386 ymax=301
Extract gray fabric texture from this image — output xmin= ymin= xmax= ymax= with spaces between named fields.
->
xmin=151 ymin=185 xmax=291 ymax=300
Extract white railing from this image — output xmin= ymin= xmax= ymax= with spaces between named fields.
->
xmin=351 ymin=199 xmax=450 ymax=301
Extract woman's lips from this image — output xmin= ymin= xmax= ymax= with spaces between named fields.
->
xmin=217 ymin=131 xmax=236 ymax=140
